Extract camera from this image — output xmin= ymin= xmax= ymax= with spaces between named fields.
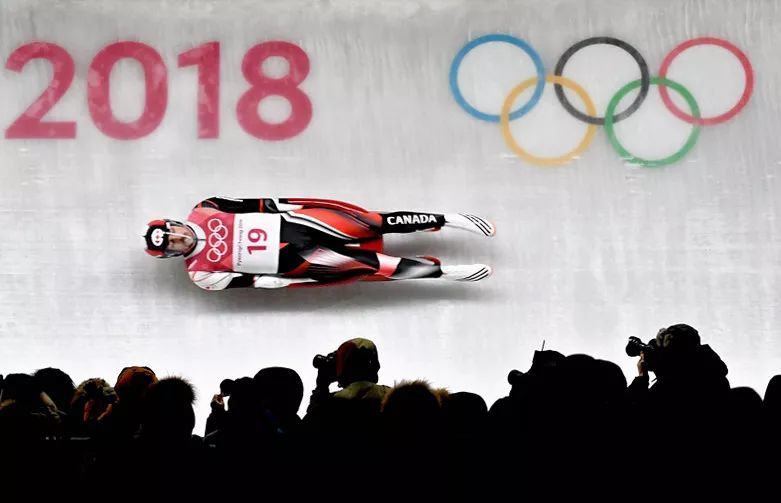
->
xmin=625 ymin=336 xmax=657 ymax=357
xmin=312 ymin=352 xmax=336 ymax=371
xmin=626 ymin=337 xmax=663 ymax=372
xmin=313 ymin=352 xmax=338 ymax=384
xmin=507 ymin=350 xmax=565 ymax=388
xmin=507 ymin=369 xmax=525 ymax=386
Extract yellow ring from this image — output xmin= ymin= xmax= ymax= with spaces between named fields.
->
xmin=500 ymin=75 xmax=598 ymax=166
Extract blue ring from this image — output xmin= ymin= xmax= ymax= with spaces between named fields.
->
xmin=449 ymin=34 xmax=545 ymax=123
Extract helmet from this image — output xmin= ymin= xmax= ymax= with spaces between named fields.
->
xmin=143 ymin=219 xmax=194 ymax=258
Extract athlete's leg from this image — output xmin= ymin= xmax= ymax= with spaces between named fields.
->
xmin=280 ymin=208 xmax=382 ymax=242
xmin=332 ymin=248 xmax=443 ymax=280
xmin=281 ymin=206 xmax=446 ymax=236
xmin=278 ymin=245 xmax=490 ymax=283
xmin=378 ymin=212 xmax=445 ymax=234
xmin=379 ymin=211 xmax=495 ymax=237
xmin=370 ymin=252 xmax=491 ymax=282
xmin=283 ymin=206 xmax=496 ymax=239
xmin=249 ymin=218 xmax=486 ymax=288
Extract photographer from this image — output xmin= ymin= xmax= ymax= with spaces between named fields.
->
xmin=306 ymin=338 xmax=390 ymax=417
xmin=626 ymin=321 xmax=731 ymax=462
xmin=205 ymin=378 xmax=236 ymax=436
xmin=301 ymin=338 xmax=390 ymax=492
xmin=625 ymin=324 xmax=734 ymax=491
xmin=627 ymin=324 xmax=729 ymax=402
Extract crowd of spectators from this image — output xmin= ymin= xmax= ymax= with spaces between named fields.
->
xmin=1 ymin=324 xmax=779 ymax=499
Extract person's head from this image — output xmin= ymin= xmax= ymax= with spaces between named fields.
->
xmin=33 ymin=367 xmax=75 ymax=412
xmin=0 ymin=373 xmax=39 ymax=406
xmin=71 ymin=378 xmax=117 ymax=426
xmin=141 ymin=376 xmax=196 ymax=442
xmin=0 ymin=374 xmax=62 ymax=439
xmin=226 ymin=377 xmax=259 ymax=416
xmin=144 ymin=219 xmax=196 ymax=258
xmin=115 ymin=366 xmax=158 ymax=405
xmin=655 ymin=324 xmax=701 ymax=352
xmin=508 ymin=349 xmax=565 ymax=400
xmin=253 ymin=367 xmax=304 ymax=420
xmin=381 ymin=380 xmax=443 ymax=440
xmin=335 ymin=338 xmax=381 ymax=387
xmin=441 ymin=391 xmax=488 ymax=439
xmin=648 ymin=324 xmax=702 ymax=376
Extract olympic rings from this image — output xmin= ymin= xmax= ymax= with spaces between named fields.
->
xmin=605 ymin=77 xmax=701 ymax=167
xmin=206 ymin=218 xmax=229 ymax=263
xmin=450 ymin=34 xmax=753 ymax=167
xmin=500 ymin=75 xmax=598 ymax=166
xmin=208 ymin=218 xmax=228 ymax=236
xmin=449 ymin=34 xmax=545 ymax=122
xmin=553 ymin=37 xmax=650 ymax=125
xmin=658 ymin=37 xmax=753 ymax=126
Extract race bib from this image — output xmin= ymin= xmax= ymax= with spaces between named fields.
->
xmin=232 ymin=213 xmax=281 ymax=273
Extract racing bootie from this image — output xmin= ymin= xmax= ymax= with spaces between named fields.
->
xmin=440 ymin=264 xmax=492 ymax=282
xmin=443 ymin=214 xmax=496 ymax=237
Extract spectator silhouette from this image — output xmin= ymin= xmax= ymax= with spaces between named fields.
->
xmin=254 ymin=366 xmax=304 ymax=436
xmin=380 ymin=380 xmax=447 ymax=499
xmin=139 ymin=376 xmax=197 ymax=445
xmin=307 ymin=338 xmax=389 ymax=410
xmin=303 ymin=339 xmax=391 ymax=497
xmin=0 ymin=373 xmax=62 ymax=440
xmin=626 ymin=324 xmax=731 ymax=494
xmin=442 ymin=391 xmax=488 ymax=443
xmin=304 ymin=338 xmax=390 ymax=434
xmin=98 ymin=365 xmax=158 ymax=440
xmin=0 ymin=373 xmax=67 ymax=493
xmin=382 ymin=379 xmax=444 ymax=443
xmin=205 ymin=377 xmax=268 ymax=448
xmin=109 ymin=377 xmax=206 ymax=497
xmin=628 ymin=324 xmax=729 ymax=405
xmin=69 ymin=378 xmax=117 ymax=438
xmin=204 ymin=376 xmax=291 ymax=497
xmin=489 ymin=349 xmax=565 ymax=448
xmin=441 ymin=391 xmax=489 ymax=499
xmin=33 ymin=368 xmax=75 ymax=416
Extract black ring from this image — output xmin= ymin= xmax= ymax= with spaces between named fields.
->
xmin=554 ymin=37 xmax=650 ymax=125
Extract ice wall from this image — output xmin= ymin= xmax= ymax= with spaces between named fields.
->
xmin=1 ymin=0 xmax=779 ymax=431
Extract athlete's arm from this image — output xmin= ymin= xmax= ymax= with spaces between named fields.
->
xmin=194 ymin=197 xmax=264 ymax=213
xmin=189 ymin=271 xmax=253 ymax=290
xmin=189 ymin=271 xmax=317 ymax=290
xmin=194 ymin=196 xmax=305 ymax=214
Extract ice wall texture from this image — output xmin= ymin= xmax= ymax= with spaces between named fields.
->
xmin=0 ymin=0 xmax=779 ymax=427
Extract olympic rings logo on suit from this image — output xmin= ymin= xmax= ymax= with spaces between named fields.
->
xmin=449 ymin=35 xmax=754 ymax=167
xmin=206 ymin=218 xmax=229 ymax=263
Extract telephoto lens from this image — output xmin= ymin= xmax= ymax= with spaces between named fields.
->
xmin=313 ymin=352 xmax=337 ymax=370
xmin=313 ymin=354 xmax=328 ymax=369
xmin=507 ymin=370 xmax=524 ymax=386
xmin=625 ymin=336 xmax=649 ymax=357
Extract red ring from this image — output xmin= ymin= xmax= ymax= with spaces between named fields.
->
xmin=658 ymin=37 xmax=753 ymax=126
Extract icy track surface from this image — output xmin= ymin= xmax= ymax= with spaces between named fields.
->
xmin=1 ymin=0 xmax=779 ymax=431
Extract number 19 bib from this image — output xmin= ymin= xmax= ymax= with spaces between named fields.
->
xmin=232 ymin=213 xmax=281 ymax=273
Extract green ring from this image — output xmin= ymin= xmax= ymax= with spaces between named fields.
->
xmin=604 ymin=77 xmax=701 ymax=167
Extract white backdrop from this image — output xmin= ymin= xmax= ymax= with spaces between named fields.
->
xmin=1 ymin=0 xmax=779 ymax=432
